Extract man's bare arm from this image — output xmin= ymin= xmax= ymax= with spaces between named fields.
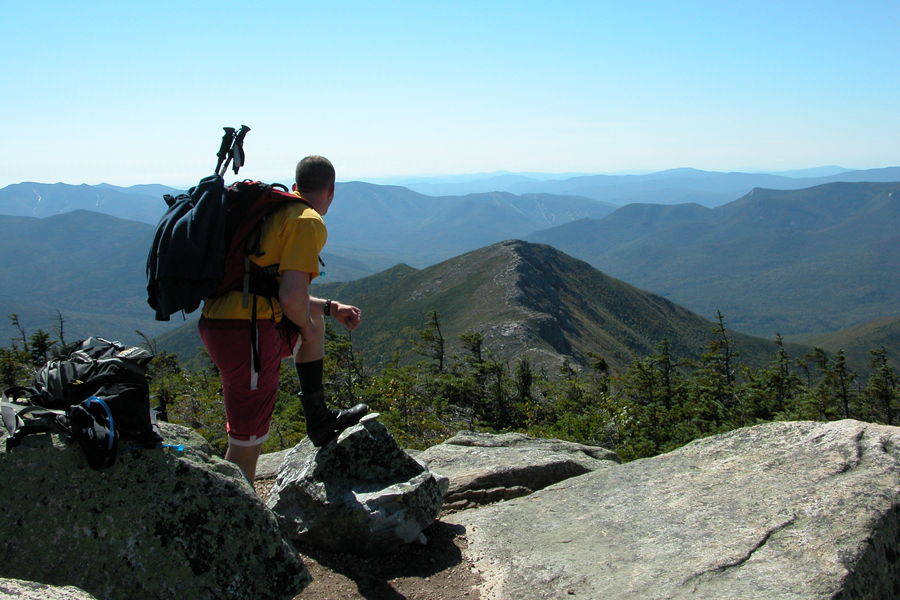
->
xmin=280 ymin=269 xmax=315 ymax=343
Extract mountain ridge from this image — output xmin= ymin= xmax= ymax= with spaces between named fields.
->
xmin=527 ymin=181 xmax=900 ymax=337
xmin=278 ymin=241 xmax=790 ymax=372
xmin=158 ymin=240 xmax=817 ymax=373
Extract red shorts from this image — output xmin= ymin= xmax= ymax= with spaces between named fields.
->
xmin=198 ymin=317 xmax=300 ymax=446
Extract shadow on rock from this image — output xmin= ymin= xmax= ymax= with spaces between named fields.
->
xmin=296 ymin=521 xmax=468 ymax=599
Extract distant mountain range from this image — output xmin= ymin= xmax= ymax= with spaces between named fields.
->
xmin=0 ymin=210 xmax=173 ymax=344
xmin=322 ymin=182 xmax=617 ymax=269
xmin=527 ymin=181 xmax=900 ymax=338
xmin=396 ymin=166 xmax=899 ymax=206
xmin=155 ymin=240 xmax=797 ymax=373
xmin=5 ymin=166 xmax=897 ymax=227
xmin=0 ymin=171 xmax=897 ymax=356
xmin=0 ymin=180 xmax=616 ymax=269
xmin=498 ymin=167 xmax=900 ymax=208
xmin=0 ymin=212 xmax=372 ymax=346
xmin=0 ymin=182 xmax=183 ymax=225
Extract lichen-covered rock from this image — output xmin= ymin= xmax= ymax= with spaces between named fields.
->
xmin=267 ymin=413 xmax=449 ymax=556
xmin=0 ymin=578 xmax=98 ymax=600
xmin=418 ymin=430 xmax=619 ymax=509
xmin=0 ymin=422 xmax=311 ymax=600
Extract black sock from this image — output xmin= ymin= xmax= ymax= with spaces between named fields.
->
xmin=295 ymin=359 xmax=324 ymax=396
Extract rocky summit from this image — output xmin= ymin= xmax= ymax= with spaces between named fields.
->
xmin=267 ymin=413 xmax=449 ymax=556
xmin=6 ymin=415 xmax=900 ymax=599
xmin=448 ymin=419 xmax=900 ymax=599
xmin=0 ymin=422 xmax=310 ymax=600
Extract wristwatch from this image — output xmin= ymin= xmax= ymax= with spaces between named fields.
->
xmin=324 ymin=299 xmax=332 ymax=317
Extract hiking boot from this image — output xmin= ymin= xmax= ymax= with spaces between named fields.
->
xmin=300 ymin=390 xmax=369 ymax=447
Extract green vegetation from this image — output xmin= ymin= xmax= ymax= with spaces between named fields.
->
xmin=5 ymin=310 xmax=898 ymax=463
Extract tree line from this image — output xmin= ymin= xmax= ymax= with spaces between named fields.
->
xmin=3 ymin=311 xmax=898 ymax=461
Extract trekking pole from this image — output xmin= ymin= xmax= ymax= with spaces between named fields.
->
xmin=215 ymin=127 xmax=236 ymax=176
xmin=230 ymin=125 xmax=251 ymax=175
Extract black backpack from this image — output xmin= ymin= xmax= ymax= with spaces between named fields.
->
xmin=2 ymin=337 xmax=163 ymax=469
xmin=145 ymin=125 xmax=318 ymax=322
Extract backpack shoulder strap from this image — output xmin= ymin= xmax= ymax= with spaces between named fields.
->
xmin=2 ymin=397 xmax=66 ymax=451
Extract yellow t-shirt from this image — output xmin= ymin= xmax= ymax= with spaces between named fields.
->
xmin=201 ymin=195 xmax=326 ymax=321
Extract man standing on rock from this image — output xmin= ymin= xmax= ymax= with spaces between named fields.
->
xmin=199 ymin=155 xmax=368 ymax=482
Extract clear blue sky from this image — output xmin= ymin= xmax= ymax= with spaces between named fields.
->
xmin=2 ymin=1 xmax=898 ymax=187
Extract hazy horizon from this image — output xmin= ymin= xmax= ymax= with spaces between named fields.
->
xmin=4 ymin=164 xmax=886 ymax=192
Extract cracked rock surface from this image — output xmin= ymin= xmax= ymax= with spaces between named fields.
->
xmin=447 ymin=420 xmax=900 ymax=599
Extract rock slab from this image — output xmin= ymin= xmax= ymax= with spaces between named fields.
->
xmin=267 ymin=413 xmax=449 ymax=556
xmin=418 ymin=431 xmax=619 ymax=508
xmin=449 ymin=420 xmax=900 ymax=599
xmin=0 ymin=423 xmax=310 ymax=600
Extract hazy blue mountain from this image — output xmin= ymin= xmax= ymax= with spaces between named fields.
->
xmin=527 ymin=181 xmax=900 ymax=338
xmin=324 ymin=182 xmax=617 ymax=267
xmin=0 ymin=182 xmax=167 ymax=225
xmin=506 ymin=167 xmax=900 ymax=207
xmin=3 ymin=176 xmax=897 ymax=347
xmin=766 ymin=166 xmax=852 ymax=178
xmin=358 ymin=170 xmax=590 ymax=188
xmin=381 ymin=167 xmax=857 ymax=196
xmin=0 ymin=211 xmax=176 ymax=345
xmin=0 ymin=211 xmax=375 ymax=346
xmin=96 ymin=183 xmax=186 ymax=197
xmin=0 ymin=181 xmax=616 ymax=270
xmin=401 ymin=173 xmax=593 ymax=196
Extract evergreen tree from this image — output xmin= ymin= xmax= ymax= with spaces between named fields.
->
xmin=28 ymin=329 xmax=55 ymax=367
xmin=865 ymin=346 xmax=899 ymax=425
xmin=745 ymin=334 xmax=805 ymax=422
xmin=830 ymin=350 xmax=858 ymax=420
xmin=414 ymin=308 xmax=445 ymax=372
xmin=683 ymin=313 xmax=738 ymax=431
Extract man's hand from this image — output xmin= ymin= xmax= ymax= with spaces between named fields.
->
xmin=332 ymin=302 xmax=362 ymax=331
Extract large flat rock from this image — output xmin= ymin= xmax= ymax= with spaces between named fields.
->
xmin=448 ymin=420 xmax=900 ymax=599
xmin=418 ymin=431 xmax=619 ymax=509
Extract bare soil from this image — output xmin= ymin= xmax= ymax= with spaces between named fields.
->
xmin=255 ymin=479 xmax=484 ymax=600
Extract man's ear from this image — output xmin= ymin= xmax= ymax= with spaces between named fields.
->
xmin=292 ymin=183 xmax=298 ymax=192
xmin=328 ymin=183 xmax=335 ymax=199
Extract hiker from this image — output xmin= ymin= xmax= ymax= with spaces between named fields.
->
xmin=198 ymin=155 xmax=368 ymax=482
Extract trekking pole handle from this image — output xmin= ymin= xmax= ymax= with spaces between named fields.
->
xmin=234 ymin=125 xmax=250 ymax=145
xmin=216 ymin=127 xmax=236 ymax=176
xmin=231 ymin=125 xmax=251 ymax=174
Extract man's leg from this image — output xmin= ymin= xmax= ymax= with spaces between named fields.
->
xmin=294 ymin=314 xmax=368 ymax=446
xmin=294 ymin=312 xmax=326 ymax=397
xmin=201 ymin=317 xmax=281 ymax=484
xmin=294 ymin=313 xmax=326 ymax=365
xmin=225 ymin=443 xmax=263 ymax=484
